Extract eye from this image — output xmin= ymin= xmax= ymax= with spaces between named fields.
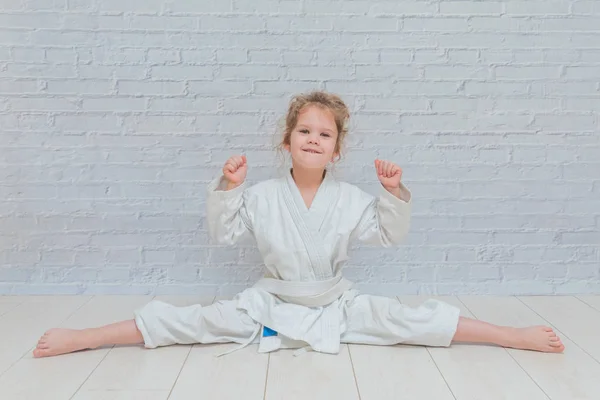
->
xmin=300 ymin=129 xmax=309 ymax=134
xmin=321 ymin=133 xmax=331 ymax=137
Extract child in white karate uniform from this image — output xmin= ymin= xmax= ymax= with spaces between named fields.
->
xmin=34 ymin=91 xmax=564 ymax=358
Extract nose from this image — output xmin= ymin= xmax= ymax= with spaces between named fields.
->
xmin=308 ymin=134 xmax=319 ymax=144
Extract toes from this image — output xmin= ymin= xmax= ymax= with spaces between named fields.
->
xmin=33 ymin=348 xmax=53 ymax=358
xmin=543 ymin=342 xmax=564 ymax=353
xmin=35 ymin=342 xmax=49 ymax=350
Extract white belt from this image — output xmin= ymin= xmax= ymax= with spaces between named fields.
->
xmin=253 ymin=274 xmax=353 ymax=307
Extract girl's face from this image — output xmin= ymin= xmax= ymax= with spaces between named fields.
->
xmin=285 ymin=105 xmax=339 ymax=171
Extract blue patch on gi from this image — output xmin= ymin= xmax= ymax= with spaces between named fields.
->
xmin=262 ymin=326 xmax=278 ymax=337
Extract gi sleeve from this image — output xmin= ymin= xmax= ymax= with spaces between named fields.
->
xmin=206 ymin=175 xmax=253 ymax=246
xmin=352 ymin=182 xmax=412 ymax=247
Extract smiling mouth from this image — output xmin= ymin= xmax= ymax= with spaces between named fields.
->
xmin=303 ymin=149 xmax=322 ymax=154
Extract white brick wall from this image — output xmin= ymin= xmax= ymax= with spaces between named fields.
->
xmin=1 ymin=0 xmax=599 ymax=296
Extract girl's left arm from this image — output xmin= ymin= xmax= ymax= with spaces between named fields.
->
xmin=351 ymin=159 xmax=412 ymax=247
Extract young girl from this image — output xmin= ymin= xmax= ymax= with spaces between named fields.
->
xmin=34 ymin=91 xmax=564 ymax=358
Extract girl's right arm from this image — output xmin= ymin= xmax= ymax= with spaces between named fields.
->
xmin=206 ymin=155 xmax=253 ymax=246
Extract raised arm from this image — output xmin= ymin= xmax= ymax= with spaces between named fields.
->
xmin=206 ymin=155 xmax=253 ymax=246
xmin=352 ymin=159 xmax=412 ymax=247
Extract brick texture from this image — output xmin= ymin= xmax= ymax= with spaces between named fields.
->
xmin=1 ymin=0 xmax=599 ymax=295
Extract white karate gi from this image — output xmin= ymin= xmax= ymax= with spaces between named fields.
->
xmin=134 ymin=169 xmax=460 ymax=354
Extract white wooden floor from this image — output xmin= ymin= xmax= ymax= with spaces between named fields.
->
xmin=1 ymin=295 xmax=600 ymax=400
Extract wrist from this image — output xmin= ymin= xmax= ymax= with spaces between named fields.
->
xmin=225 ymin=180 xmax=242 ymax=191
xmin=383 ymin=182 xmax=411 ymax=202
xmin=384 ymin=185 xmax=401 ymax=195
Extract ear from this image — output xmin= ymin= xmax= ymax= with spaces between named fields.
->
xmin=284 ymin=143 xmax=291 ymax=153
xmin=331 ymin=152 xmax=340 ymax=163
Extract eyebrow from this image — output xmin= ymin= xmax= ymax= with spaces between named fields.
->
xmin=297 ymin=124 xmax=336 ymax=134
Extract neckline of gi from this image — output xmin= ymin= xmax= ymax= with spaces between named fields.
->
xmin=285 ymin=168 xmax=333 ymax=214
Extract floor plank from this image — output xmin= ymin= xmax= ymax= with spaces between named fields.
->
xmin=0 ymin=296 xmax=152 ymax=400
xmin=576 ymin=296 xmax=600 ymax=312
xmin=350 ymin=296 xmax=454 ymax=400
xmin=75 ymin=296 xmax=214 ymax=393
xmin=399 ymin=296 xmax=549 ymax=400
xmin=78 ymin=345 xmax=191 ymax=391
xmin=265 ymin=344 xmax=359 ymax=400
xmin=0 ymin=296 xmax=28 ymax=303
xmin=0 ymin=296 xmax=59 ymax=303
xmin=167 ymin=295 xmax=268 ymax=399
xmin=350 ymin=344 xmax=455 ymax=400
xmin=71 ymin=390 xmax=170 ymax=400
xmin=461 ymin=295 xmax=600 ymax=400
xmin=0 ymin=298 xmax=23 ymax=318
xmin=0 ymin=351 xmax=108 ymax=400
xmin=1 ymin=294 xmax=599 ymax=399
xmin=519 ymin=296 xmax=600 ymax=362
xmin=169 ymin=344 xmax=269 ymax=400
xmin=73 ymin=296 xmax=212 ymax=391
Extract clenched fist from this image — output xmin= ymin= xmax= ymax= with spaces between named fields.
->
xmin=375 ymin=159 xmax=402 ymax=190
xmin=223 ymin=155 xmax=247 ymax=189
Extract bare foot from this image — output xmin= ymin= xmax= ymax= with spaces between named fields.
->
xmin=505 ymin=326 xmax=565 ymax=353
xmin=33 ymin=328 xmax=95 ymax=358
